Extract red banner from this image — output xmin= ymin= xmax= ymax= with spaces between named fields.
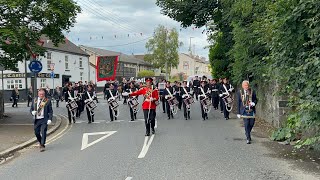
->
xmin=96 ymin=56 xmax=119 ymax=81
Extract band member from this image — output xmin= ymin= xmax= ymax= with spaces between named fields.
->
xmin=219 ymin=77 xmax=234 ymax=120
xmin=237 ymin=80 xmax=257 ymax=144
xmin=74 ymin=82 xmax=83 ymax=118
xmin=127 ymin=82 xmax=138 ymax=121
xmin=174 ymin=82 xmax=182 ymax=110
xmin=27 ymin=86 xmax=33 ymax=107
xmin=78 ymin=81 xmax=85 ymax=113
xmin=181 ymin=81 xmax=191 ymax=120
xmin=106 ymin=83 xmax=118 ymax=121
xmin=163 ymin=81 xmax=175 ymax=119
xmin=209 ymin=79 xmax=220 ymax=110
xmin=122 ymin=79 xmax=129 ymax=105
xmin=30 ymin=88 xmax=53 ymax=152
xmin=65 ymin=84 xmax=76 ymax=124
xmin=159 ymin=79 xmax=166 ymax=113
xmin=199 ymin=80 xmax=210 ymax=120
xmin=193 ymin=76 xmax=200 ymax=100
xmin=84 ymin=85 xmax=95 ymax=123
xmin=129 ymin=77 xmax=159 ymax=136
xmin=53 ymin=86 xmax=62 ymax=108
xmin=11 ymin=86 xmax=19 ymax=107
xmin=103 ymin=81 xmax=110 ymax=100
xmin=218 ymin=78 xmax=224 ymax=113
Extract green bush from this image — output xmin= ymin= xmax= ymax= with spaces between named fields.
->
xmin=137 ymin=70 xmax=155 ymax=78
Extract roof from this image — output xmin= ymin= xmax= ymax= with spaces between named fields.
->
xmin=80 ymin=46 xmax=151 ymax=66
xmin=41 ymin=36 xmax=89 ymax=56
xmin=181 ymin=53 xmax=209 ymax=64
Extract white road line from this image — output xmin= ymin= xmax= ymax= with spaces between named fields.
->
xmin=138 ymin=135 xmax=155 ymax=159
xmin=81 ymin=131 xmax=117 ymax=150
xmin=125 ymin=177 xmax=133 ymax=180
xmin=155 ymin=119 xmax=157 ymax=128
xmin=46 ymin=115 xmax=73 ymax=145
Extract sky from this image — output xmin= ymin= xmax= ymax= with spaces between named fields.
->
xmin=67 ymin=0 xmax=210 ymax=60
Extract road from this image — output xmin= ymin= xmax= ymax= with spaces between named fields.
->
xmin=0 ymin=98 xmax=318 ymax=180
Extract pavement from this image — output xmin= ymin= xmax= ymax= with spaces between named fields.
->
xmin=0 ymin=97 xmax=319 ymax=180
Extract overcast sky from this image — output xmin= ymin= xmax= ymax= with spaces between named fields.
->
xmin=68 ymin=0 xmax=210 ymax=60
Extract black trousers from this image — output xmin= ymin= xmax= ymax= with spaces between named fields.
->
xmin=34 ymin=118 xmax=48 ymax=146
xmin=12 ymin=98 xmax=18 ymax=107
xmin=222 ymin=102 xmax=229 ymax=119
xmin=27 ymin=97 xmax=32 ymax=107
xmin=109 ymin=106 xmax=118 ymax=121
xmin=165 ymin=100 xmax=173 ymax=118
xmin=123 ymin=96 xmax=128 ymax=104
xmin=67 ymin=109 xmax=75 ymax=123
xmin=244 ymin=118 xmax=255 ymax=140
xmin=129 ymin=105 xmax=137 ymax=120
xmin=143 ymin=109 xmax=156 ymax=134
xmin=194 ymin=87 xmax=199 ymax=100
xmin=183 ymin=100 xmax=190 ymax=119
xmin=86 ymin=107 xmax=94 ymax=122
xmin=212 ymin=96 xmax=219 ymax=109
xmin=56 ymin=99 xmax=60 ymax=107
xmin=176 ymin=95 xmax=182 ymax=110
xmin=219 ymin=97 xmax=224 ymax=112
xmin=200 ymin=102 xmax=208 ymax=120
xmin=161 ymin=96 xmax=166 ymax=113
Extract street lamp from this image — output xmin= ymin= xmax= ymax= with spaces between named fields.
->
xmin=189 ymin=37 xmax=194 ymax=55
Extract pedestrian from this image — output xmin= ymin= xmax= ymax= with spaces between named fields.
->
xmin=10 ymin=86 xmax=19 ymax=107
xmin=27 ymin=86 xmax=33 ymax=107
xmin=129 ymin=77 xmax=159 ymax=136
xmin=53 ymin=86 xmax=61 ymax=108
xmin=237 ymin=80 xmax=257 ymax=144
xmin=30 ymin=88 xmax=53 ymax=152
xmin=193 ymin=76 xmax=200 ymax=101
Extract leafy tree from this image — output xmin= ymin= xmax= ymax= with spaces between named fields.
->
xmin=137 ymin=70 xmax=155 ymax=78
xmin=0 ymin=0 xmax=81 ymax=71
xmin=145 ymin=25 xmax=181 ymax=75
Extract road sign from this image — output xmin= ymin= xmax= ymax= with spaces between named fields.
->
xmin=50 ymin=71 xmax=55 ymax=79
xmin=50 ymin=63 xmax=55 ymax=71
xmin=0 ymin=65 xmax=4 ymax=71
xmin=28 ymin=60 xmax=42 ymax=73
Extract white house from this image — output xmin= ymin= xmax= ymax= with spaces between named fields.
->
xmin=0 ymin=37 xmax=89 ymax=101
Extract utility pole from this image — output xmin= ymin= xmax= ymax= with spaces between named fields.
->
xmin=189 ymin=37 xmax=194 ymax=55
xmin=165 ymin=28 xmax=168 ymax=81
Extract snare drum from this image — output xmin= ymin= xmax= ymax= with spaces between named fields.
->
xmin=168 ymin=97 xmax=178 ymax=106
xmin=200 ymin=97 xmax=212 ymax=107
xmin=85 ymin=100 xmax=97 ymax=111
xmin=128 ymin=97 xmax=139 ymax=108
xmin=67 ymin=100 xmax=78 ymax=111
xmin=183 ymin=96 xmax=195 ymax=106
xmin=108 ymin=98 xmax=119 ymax=110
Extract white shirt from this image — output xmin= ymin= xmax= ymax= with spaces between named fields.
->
xmin=36 ymin=97 xmax=45 ymax=119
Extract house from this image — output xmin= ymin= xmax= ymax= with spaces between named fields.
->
xmin=0 ymin=37 xmax=90 ymax=101
xmin=79 ymin=46 xmax=153 ymax=87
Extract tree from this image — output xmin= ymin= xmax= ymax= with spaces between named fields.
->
xmin=0 ymin=0 xmax=81 ymax=71
xmin=144 ymin=25 xmax=181 ymax=76
xmin=137 ymin=70 xmax=155 ymax=78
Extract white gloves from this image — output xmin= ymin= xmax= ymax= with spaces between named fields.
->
xmin=122 ymin=92 xmax=129 ymax=96
xmin=47 ymin=120 xmax=52 ymax=125
xmin=182 ymin=94 xmax=187 ymax=98
xmin=229 ymin=88 xmax=234 ymax=92
xmin=31 ymin=111 xmax=37 ymax=116
xmin=84 ymin=99 xmax=89 ymax=103
xmin=66 ymin=102 xmax=69 ymax=105
xmin=250 ymin=102 xmax=256 ymax=107
xmin=237 ymin=114 xmax=241 ymax=119
xmin=219 ymin=94 xmax=223 ymax=97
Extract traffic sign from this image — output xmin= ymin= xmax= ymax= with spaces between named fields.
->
xmin=28 ymin=60 xmax=42 ymax=73
xmin=50 ymin=63 xmax=55 ymax=71
xmin=50 ymin=71 xmax=55 ymax=79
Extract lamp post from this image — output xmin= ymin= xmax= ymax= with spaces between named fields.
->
xmin=189 ymin=37 xmax=194 ymax=55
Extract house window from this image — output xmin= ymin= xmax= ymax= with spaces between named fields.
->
xmin=47 ymin=52 xmax=52 ymax=59
xmin=65 ymin=55 xmax=69 ymax=70
xmin=183 ymin=61 xmax=189 ymax=70
xmin=79 ymin=58 xmax=83 ymax=68
xmin=80 ymin=72 xmax=83 ymax=81
xmin=7 ymin=80 xmax=22 ymax=89
xmin=47 ymin=60 xmax=52 ymax=70
xmin=40 ymin=79 xmax=46 ymax=88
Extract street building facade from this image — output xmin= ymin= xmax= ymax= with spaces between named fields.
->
xmin=0 ymin=37 xmax=90 ymax=101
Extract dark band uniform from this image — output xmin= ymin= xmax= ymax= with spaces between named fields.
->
xmin=126 ymin=87 xmax=138 ymax=121
xmin=219 ymin=82 xmax=234 ymax=120
xmin=83 ymin=90 xmax=95 ymax=123
xmin=199 ymin=82 xmax=210 ymax=120
xmin=181 ymin=84 xmax=191 ymax=120
xmin=209 ymin=82 xmax=220 ymax=110
xmin=163 ymin=85 xmax=175 ymax=119
xmin=65 ymin=89 xmax=76 ymax=124
xmin=106 ymin=88 xmax=118 ymax=121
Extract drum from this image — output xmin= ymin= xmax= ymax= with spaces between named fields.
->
xmin=168 ymin=97 xmax=178 ymax=106
xmin=108 ymin=98 xmax=119 ymax=110
xmin=85 ymin=100 xmax=97 ymax=111
xmin=200 ymin=97 xmax=212 ymax=107
xmin=66 ymin=100 xmax=78 ymax=111
xmin=183 ymin=96 xmax=195 ymax=106
xmin=128 ymin=97 xmax=139 ymax=108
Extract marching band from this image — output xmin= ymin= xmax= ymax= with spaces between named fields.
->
xmin=56 ymin=75 xmax=256 ymax=144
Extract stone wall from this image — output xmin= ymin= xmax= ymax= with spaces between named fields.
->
xmin=255 ymin=82 xmax=291 ymax=128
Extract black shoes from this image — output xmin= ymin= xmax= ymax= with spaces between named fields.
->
xmin=145 ymin=133 xmax=150 ymax=136
xmin=88 ymin=121 xmax=91 ymax=124
xmin=152 ymin=129 xmax=155 ymax=134
xmin=246 ymin=140 xmax=251 ymax=144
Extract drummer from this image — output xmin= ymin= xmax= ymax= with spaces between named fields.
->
xmin=126 ymin=82 xmax=138 ymax=121
xmin=181 ymin=81 xmax=192 ymax=120
xmin=163 ymin=81 xmax=175 ymax=120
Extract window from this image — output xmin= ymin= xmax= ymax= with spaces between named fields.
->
xmin=47 ymin=52 xmax=52 ymax=59
xmin=79 ymin=58 xmax=83 ymax=68
xmin=80 ymin=72 xmax=83 ymax=81
xmin=183 ymin=61 xmax=189 ymax=70
xmin=65 ymin=55 xmax=69 ymax=70
xmin=7 ymin=80 xmax=22 ymax=89
xmin=40 ymin=79 xmax=46 ymax=88
xmin=14 ymin=62 xmax=18 ymax=68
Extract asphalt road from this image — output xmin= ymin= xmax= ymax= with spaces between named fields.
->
xmin=0 ymin=97 xmax=319 ymax=180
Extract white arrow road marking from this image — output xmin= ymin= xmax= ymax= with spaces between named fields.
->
xmin=138 ymin=135 xmax=155 ymax=159
xmin=155 ymin=119 xmax=157 ymax=128
xmin=81 ymin=131 xmax=117 ymax=150
xmin=125 ymin=177 xmax=133 ymax=180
